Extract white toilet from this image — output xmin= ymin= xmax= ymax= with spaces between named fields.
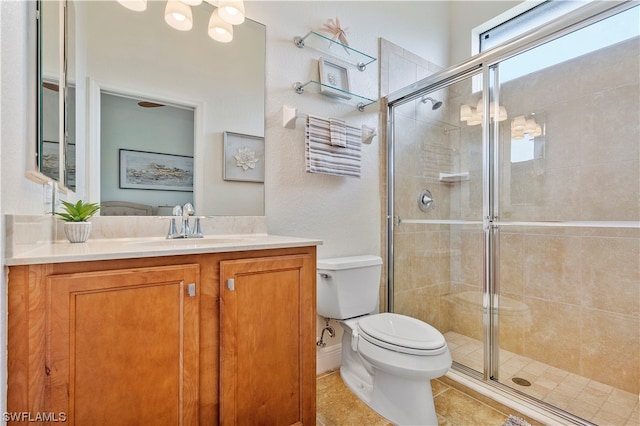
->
xmin=317 ymin=255 xmax=452 ymax=426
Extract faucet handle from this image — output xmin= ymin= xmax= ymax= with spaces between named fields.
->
xmin=167 ymin=218 xmax=179 ymax=239
xmin=172 ymin=205 xmax=183 ymax=216
xmin=192 ymin=217 xmax=203 ymax=238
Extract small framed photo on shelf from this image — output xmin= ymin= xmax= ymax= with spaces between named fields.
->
xmin=318 ymin=57 xmax=351 ymax=100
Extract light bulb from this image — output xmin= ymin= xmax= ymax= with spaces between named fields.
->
xmin=467 ymin=111 xmax=482 ymax=126
xmin=511 ymin=128 xmax=525 ymax=140
xmin=165 ymin=0 xmax=193 ymax=31
xmin=218 ymin=0 xmax=245 ymax=25
xmin=460 ymin=104 xmax=472 ymax=122
xmin=117 ymin=0 xmax=147 ymax=12
xmin=498 ymin=106 xmax=508 ymax=122
xmin=525 ymin=118 xmax=537 ymax=134
xmin=512 ymin=115 xmax=526 ymax=131
xmin=209 ymin=9 xmax=233 ymax=42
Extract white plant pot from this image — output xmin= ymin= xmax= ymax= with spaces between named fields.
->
xmin=64 ymin=221 xmax=92 ymax=243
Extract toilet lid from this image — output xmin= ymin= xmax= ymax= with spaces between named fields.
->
xmin=357 ymin=313 xmax=446 ymax=353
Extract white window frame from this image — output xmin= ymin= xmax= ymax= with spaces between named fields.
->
xmin=471 ymin=0 xmax=586 ymax=56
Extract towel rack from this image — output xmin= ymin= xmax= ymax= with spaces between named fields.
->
xmin=282 ymin=105 xmax=377 ymax=144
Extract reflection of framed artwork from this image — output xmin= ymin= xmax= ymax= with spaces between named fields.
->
xmin=119 ymin=149 xmax=193 ymax=191
xmin=65 ymin=143 xmax=76 ymax=190
xmin=40 ymin=141 xmax=76 ymax=189
xmin=318 ymin=57 xmax=351 ymax=100
xmin=41 ymin=141 xmax=60 ymax=180
xmin=223 ymin=132 xmax=265 ymax=183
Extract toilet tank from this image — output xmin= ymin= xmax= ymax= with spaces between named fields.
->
xmin=316 ymin=255 xmax=383 ymax=320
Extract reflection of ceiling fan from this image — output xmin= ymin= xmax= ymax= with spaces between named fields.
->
xmin=42 ymin=82 xmax=164 ymax=107
xmin=42 ymin=82 xmax=59 ymax=92
xmin=137 ymin=101 xmax=165 ymax=108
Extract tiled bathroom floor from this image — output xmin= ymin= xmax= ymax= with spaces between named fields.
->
xmin=316 ymin=370 xmax=532 ymax=426
xmin=445 ymin=331 xmax=640 ymax=426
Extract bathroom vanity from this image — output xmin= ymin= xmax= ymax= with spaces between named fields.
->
xmin=5 ymin=216 xmax=320 ymax=425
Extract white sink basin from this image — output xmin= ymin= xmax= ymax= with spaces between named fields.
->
xmin=125 ymin=235 xmax=256 ymax=247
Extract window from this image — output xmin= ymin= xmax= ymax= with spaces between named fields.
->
xmin=476 ymin=1 xmax=639 ymax=82
xmin=478 ymin=1 xmax=582 ymax=53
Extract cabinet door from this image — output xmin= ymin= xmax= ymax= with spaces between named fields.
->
xmin=220 ymin=254 xmax=315 ymax=425
xmin=47 ymin=265 xmax=200 ymax=425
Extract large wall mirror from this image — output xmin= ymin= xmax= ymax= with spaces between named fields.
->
xmin=38 ymin=0 xmax=266 ymax=216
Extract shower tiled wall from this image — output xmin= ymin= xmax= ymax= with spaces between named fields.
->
xmin=393 ymin=37 xmax=639 ymax=394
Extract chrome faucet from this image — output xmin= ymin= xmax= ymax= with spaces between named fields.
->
xmin=167 ymin=202 xmax=203 ymax=239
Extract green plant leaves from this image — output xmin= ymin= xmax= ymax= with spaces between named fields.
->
xmin=54 ymin=200 xmax=101 ymax=222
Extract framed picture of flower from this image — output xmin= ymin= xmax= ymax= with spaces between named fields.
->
xmin=318 ymin=57 xmax=351 ymax=100
xmin=223 ymin=132 xmax=265 ymax=183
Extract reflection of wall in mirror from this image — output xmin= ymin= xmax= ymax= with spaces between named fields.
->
xmin=75 ymin=0 xmax=265 ymax=215
xmin=100 ymin=93 xmax=194 ymax=212
xmin=39 ymin=0 xmax=62 ymax=183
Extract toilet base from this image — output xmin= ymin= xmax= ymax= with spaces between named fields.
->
xmin=340 ymin=364 xmax=438 ymax=426
xmin=337 ymin=317 xmax=448 ymax=425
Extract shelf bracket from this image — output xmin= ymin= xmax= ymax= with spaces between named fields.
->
xmin=293 ymin=31 xmax=312 ymax=48
xmin=293 ymin=81 xmax=307 ymax=94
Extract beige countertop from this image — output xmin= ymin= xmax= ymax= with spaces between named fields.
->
xmin=6 ymin=234 xmax=322 ymax=266
xmin=5 ymin=215 xmax=321 ymax=266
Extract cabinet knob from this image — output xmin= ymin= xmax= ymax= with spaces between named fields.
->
xmin=227 ymin=278 xmax=235 ymax=291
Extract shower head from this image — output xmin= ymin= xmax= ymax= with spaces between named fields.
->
xmin=421 ymin=96 xmax=443 ymax=110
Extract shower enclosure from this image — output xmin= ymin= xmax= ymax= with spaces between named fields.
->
xmin=386 ymin=3 xmax=638 ymax=424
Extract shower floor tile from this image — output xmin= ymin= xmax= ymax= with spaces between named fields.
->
xmin=444 ymin=331 xmax=640 ymax=425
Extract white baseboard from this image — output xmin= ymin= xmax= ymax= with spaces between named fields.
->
xmin=316 ymin=343 xmax=342 ymax=374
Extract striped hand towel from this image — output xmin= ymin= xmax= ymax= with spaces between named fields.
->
xmin=305 ymin=114 xmax=362 ymax=178
xmin=329 ymin=118 xmax=347 ymax=147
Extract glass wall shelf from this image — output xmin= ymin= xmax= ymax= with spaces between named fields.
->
xmin=294 ymin=31 xmax=377 ymax=71
xmin=293 ymin=80 xmax=376 ymax=111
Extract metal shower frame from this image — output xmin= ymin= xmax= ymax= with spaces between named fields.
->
xmin=384 ymin=1 xmax=637 ymax=423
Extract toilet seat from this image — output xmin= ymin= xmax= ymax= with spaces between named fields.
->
xmin=357 ymin=313 xmax=447 ymax=355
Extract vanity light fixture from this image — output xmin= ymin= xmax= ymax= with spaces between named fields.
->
xmin=165 ymin=0 xmax=193 ymax=31
xmin=208 ymin=8 xmax=234 ymax=42
xmin=217 ymin=0 xmax=245 ymax=25
xmin=117 ymin=0 xmax=245 ymax=42
xmin=460 ymin=100 xmax=508 ymax=126
xmin=116 ymin=0 xmax=147 ymax=12
xmin=511 ymin=115 xmax=542 ymax=139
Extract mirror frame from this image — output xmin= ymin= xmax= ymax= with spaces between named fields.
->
xmin=34 ymin=0 xmax=73 ymax=191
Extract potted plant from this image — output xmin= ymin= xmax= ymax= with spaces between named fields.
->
xmin=54 ymin=200 xmax=101 ymax=243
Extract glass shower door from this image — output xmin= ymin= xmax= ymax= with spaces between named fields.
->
xmin=390 ymin=72 xmax=487 ymax=375
xmin=491 ymin=6 xmax=639 ymax=423
xmin=388 ymin=3 xmax=639 ymax=424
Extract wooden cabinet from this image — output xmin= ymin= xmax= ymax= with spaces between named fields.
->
xmin=220 ymin=255 xmax=316 ymax=425
xmin=47 ymin=265 xmax=200 ymax=425
xmin=7 ymin=247 xmax=316 ymax=426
